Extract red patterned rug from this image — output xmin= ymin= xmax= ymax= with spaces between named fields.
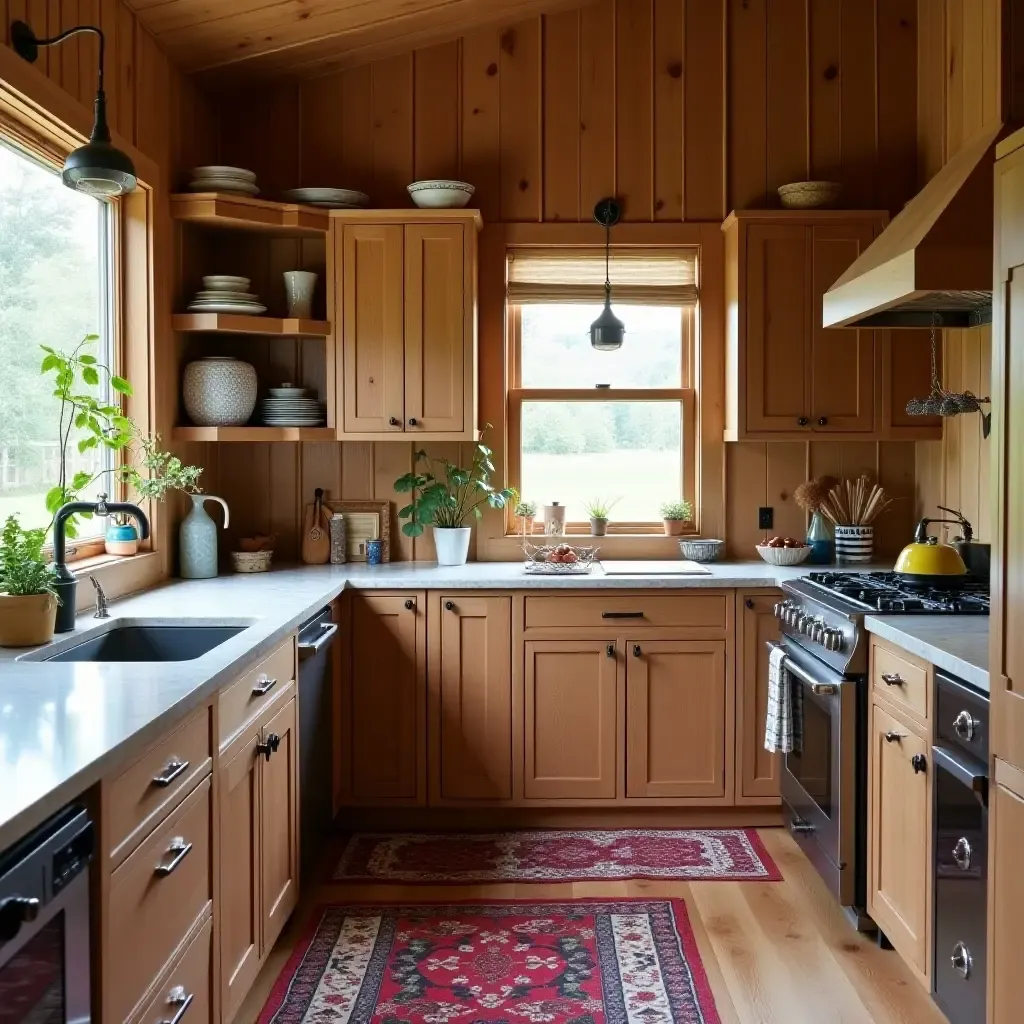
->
xmin=334 ymin=829 xmax=781 ymax=883
xmin=259 ymin=899 xmax=721 ymax=1024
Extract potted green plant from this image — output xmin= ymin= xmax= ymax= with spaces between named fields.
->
xmin=395 ymin=435 xmax=517 ymax=566
xmin=514 ymin=499 xmax=537 ymax=535
xmin=584 ymin=498 xmax=620 ymax=537
xmin=660 ymin=499 xmax=693 ymax=536
xmin=0 ymin=515 xmax=59 ymax=647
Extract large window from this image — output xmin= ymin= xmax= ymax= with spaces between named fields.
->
xmin=0 ymin=138 xmax=114 ymax=542
xmin=507 ymin=248 xmax=697 ymax=532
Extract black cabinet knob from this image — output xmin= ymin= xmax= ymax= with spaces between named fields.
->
xmin=745 ymin=598 xmax=754 ymax=609
xmin=883 ymin=730 xmax=903 ymax=743
xmin=445 ymin=600 xmax=455 ymax=611
xmin=405 ymin=599 xmax=415 ymax=610
xmin=818 ymin=416 xmax=828 ymax=426
xmin=911 ymin=753 xmax=927 ymax=775
xmin=797 ymin=417 xmax=809 ymax=426
xmin=408 ymin=418 xmax=418 ymax=426
xmin=389 ymin=416 xmax=401 ymax=426
xmin=632 ymin=644 xmax=641 ymax=658
xmin=606 ymin=643 xmax=615 ymax=658
xmin=0 ymin=897 xmax=40 ymax=942
xmin=256 ymin=733 xmax=280 ymax=762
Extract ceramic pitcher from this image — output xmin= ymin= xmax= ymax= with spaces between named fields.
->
xmin=180 ymin=494 xmax=230 ymax=579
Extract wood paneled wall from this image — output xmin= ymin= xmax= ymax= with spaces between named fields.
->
xmin=914 ymin=0 xmax=1001 ymax=542
xmin=202 ymin=0 xmax=922 ymax=561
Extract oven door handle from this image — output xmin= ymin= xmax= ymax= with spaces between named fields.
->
xmin=932 ymin=745 xmax=989 ymax=807
xmin=765 ymin=641 xmax=847 ymax=693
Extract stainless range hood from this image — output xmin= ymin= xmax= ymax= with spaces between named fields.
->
xmin=822 ymin=123 xmax=1002 ymax=329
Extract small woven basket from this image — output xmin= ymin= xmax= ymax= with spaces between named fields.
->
xmin=777 ymin=180 xmax=842 ymax=209
xmin=231 ymin=550 xmax=273 ymax=573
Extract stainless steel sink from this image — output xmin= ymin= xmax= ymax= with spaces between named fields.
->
xmin=21 ymin=620 xmax=250 ymax=663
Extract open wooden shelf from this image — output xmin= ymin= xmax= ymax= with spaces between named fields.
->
xmin=172 ymin=426 xmax=335 ymax=442
xmin=170 ymin=193 xmax=330 ymax=236
xmin=172 ymin=313 xmax=331 ymax=337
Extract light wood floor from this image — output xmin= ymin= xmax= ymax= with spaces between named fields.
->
xmin=237 ymin=828 xmax=947 ymax=1024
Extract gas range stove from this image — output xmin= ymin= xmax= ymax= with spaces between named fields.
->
xmin=802 ymin=571 xmax=990 ymax=614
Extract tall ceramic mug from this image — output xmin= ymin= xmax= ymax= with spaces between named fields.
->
xmin=284 ymin=271 xmax=318 ymax=318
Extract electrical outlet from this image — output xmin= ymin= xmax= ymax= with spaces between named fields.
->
xmin=758 ymin=507 xmax=774 ymax=530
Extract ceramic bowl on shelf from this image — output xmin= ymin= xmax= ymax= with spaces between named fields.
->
xmin=183 ymin=356 xmax=258 ymax=426
xmin=189 ymin=166 xmax=259 ymax=196
xmin=777 ymin=180 xmax=842 ymax=209
xmin=283 ymin=188 xmax=369 ymax=208
xmin=203 ymin=275 xmax=251 ymax=291
xmin=193 ymin=165 xmax=256 ymax=181
xmin=755 ymin=542 xmax=812 ymax=566
xmin=407 ymin=179 xmax=475 ymax=208
xmin=678 ymin=538 xmax=724 ymax=563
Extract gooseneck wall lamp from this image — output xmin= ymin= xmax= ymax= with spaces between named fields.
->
xmin=10 ymin=20 xmax=137 ymax=196
xmin=589 ymin=197 xmax=626 ymax=352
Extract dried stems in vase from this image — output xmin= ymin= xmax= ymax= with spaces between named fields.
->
xmin=817 ymin=475 xmax=893 ymax=527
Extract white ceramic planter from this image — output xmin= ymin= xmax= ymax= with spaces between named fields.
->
xmin=283 ymin=271 xmax=317 ymax=318
xmin=834 ymin=525 xmax=874 ymax=564
xmin=183 ymin=357 xmax=257 ymax=426
xmin=433 ymin=526 xmax=471 ymax=566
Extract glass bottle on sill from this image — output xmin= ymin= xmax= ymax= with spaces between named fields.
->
xmin=807 ymin=510 xmax=834 ymax=565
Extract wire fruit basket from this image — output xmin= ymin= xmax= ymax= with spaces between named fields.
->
xmin=522 ymin=541 xmax=598 ymax=574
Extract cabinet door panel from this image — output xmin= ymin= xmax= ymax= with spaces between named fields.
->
xmin=745 ymin=224 xmax=810 ymax=432
xmin=524 ymin=641 xmax=617 ymax=799
xmin=990 ymin=773 xmax=1024 ymax=1024
xmin=736 ymin=592 xmax=782 ymax=802
xmin=260 ymin=697 xmax=298 ymax=955
xmin=405 ymin=224 xmax=466 ymax=433
xmin=626 ymin=640 xmax=727 ymax=798
xmin=436 ymin=596 xmax=513 ymax=800
xmin=341 ymin=224 xmax=405 ymax=433
xmin=810 ymin=225 xmax=875 ymax=432
xmin=868 ymin=701 xmax=930 ymax=978
xmin=347 ymin=594 xmax=425 ymax=803
xmin=219 ymin=728 xmax=261 ymax=1023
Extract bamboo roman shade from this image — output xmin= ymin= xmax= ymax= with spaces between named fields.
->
xmin=507 ymin=247 xmax=699 ymax=306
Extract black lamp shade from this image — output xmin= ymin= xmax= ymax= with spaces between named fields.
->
xmin=590 ymin=299 xmax=625 ymax=352
xmin=63 ymin=140 xmax=137 ymax=196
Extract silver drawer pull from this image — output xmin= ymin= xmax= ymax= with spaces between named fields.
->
xmin=159 ymin=986 xmax=194 ymax=1024
xmin=151 ymin=759 xmax=189 ymax=788
xmin=154 ymin=837 xmax=193 ymax=877
xmin=953 ymin=836 xmax=972 ymax=871
xmin=951 ymin=942 xmax=973 ymax=979
xmin=811 ymin=683 xmax=837 ymax=696
xmin=881 ymin=672 xmax=904 ymax=686
xmin=251 ymin=674 xmax=277 ymax=696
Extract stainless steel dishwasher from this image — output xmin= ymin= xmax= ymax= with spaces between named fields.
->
xmin=298 ymin=606 xmax=339 ymax=881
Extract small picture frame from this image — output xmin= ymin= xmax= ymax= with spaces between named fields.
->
xmin=323 ymin=500 xmax=391 ymax=562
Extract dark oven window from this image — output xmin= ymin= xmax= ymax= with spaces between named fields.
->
xmin=0 ymin=916 xmax=65 ymax=1024
xmin=787 ymin=682 xmax=833 ymax=818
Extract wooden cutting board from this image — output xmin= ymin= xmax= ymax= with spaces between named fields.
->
xmin=599 ymin=560 xmax=713 ymax=575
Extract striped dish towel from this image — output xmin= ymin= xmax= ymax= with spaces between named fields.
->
xmin=764 ymin=644 xmax=793 ymax=754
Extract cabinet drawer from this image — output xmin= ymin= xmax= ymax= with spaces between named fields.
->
xmin=109 ymin=777 xmax=212 ymax=1023
xmin=129 ymin=913 xmax=212 ymax=1024
xmin=871 ymin=639 xmax=930 ymax=723
xmin=219 ymin=636 xmax=296 ymax=747
xmin=108 ymin=708 xmax=211 ymax=866
xmin=524 ymin=594 xmax=728 ymax=631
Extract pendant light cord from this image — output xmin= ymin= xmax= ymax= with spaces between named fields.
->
xmin=604 ymin=218 xmax=611 ymax=304
xmin=32 ymin=25 xmax=105 ymax=90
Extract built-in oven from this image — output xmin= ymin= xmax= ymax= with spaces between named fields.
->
xmin=932 ymin=671 xmax=989 ymax=1024
xmin=0 ymin=805 xmax=94 ymax=1024
xmin=770 ymin=639 xmax=867 ymax=922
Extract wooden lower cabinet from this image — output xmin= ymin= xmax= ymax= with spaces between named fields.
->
xmin=736 ymin=591 xmax=781 ymax=802
xmin=523 ymin=640 xmax=617 ymax=799
xmin=431 ymin=594 xmax=513 ymax=801
xmin=625 ymin=640 xmax=727 ymax=799
xmin=867 ymin=698 xmax=931 ymax=985
xmin=989 ymin=762 xmax=1024 ymax=1024
xmin=343 ymin=592 xmax=426 ymax=804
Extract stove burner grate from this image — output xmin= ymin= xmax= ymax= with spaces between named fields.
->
xmin=805 ymin=571 xmax=989 ymax=614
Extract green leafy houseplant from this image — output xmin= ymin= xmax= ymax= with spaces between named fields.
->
xmin=0 ymin=515 xmax=60 ymax=647
xmin=584 ymin=497 xmax=619 ymax=520
xmin=514 ymin=500 xmax=537 ymax=519
xmin=659 ymin=499 xmax=693 ymax=537
xmin=394 ymin=437 xmax=517 ymax=538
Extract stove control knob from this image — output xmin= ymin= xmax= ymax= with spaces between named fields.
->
xmin=810 ymin=619 xmax=825 ymax=643
xmin=953 ymin=836 xmax=972 ymax=871
xmin=823 ymin=628 xmax=844 ymax=652
xmin=954 ymin=710 xmax=976 ymax=742
xmin=796 ymin=614 xmax=811 ymax=633
xmin=951 ymin=942 xmax=973 ymax=980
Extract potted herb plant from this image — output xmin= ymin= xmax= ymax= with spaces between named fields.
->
xmin=395 ymin=434 xmax=516 ymax=566
xmin=514 ymin=500 xmax=537 ymax=536
xmin=584 ymin=498 xmax=619 ymax=537
xmin=0 ymin=515 xmax=59 ymax=647
xmin=660 ymin=499 xmax=693 ymax=536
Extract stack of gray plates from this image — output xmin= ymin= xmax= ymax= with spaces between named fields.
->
xmin=189 ymin=165 xmax=259 ymax=196
xmin=283 ymin=187 xmax=369 ymax=209
xmin=259 ymin=385 xmax=326 ymax=426
xmin=186 ymin=276 xmax=267 ymax=315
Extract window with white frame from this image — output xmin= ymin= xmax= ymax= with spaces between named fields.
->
xmin=506 ymin=247 xmax=698 ymax=532
xmin=0 ymin=136 xmax=115 ymax=543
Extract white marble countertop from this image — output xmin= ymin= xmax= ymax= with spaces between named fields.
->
xmin=865 ymin=614 xmax=990 ymax=692
xmin=0 ymin=558 xmax=865 ymax=850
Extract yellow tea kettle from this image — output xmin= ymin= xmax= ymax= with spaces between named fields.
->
xmin=895 ymin=517 xmax=968 ymax=585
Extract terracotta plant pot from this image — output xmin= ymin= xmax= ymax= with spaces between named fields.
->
xmin=590 ymin=517 xmax=609 ymax=537
xmin=0 ymin=592 xmax=58 ymax=647
xmin=663 ymin=519 xmax=687 ymax=536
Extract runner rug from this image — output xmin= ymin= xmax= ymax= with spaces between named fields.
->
xmin=258 ymin=899 xmax=721 ymax=1024
xmin=334 ymin=828 xmax=781 ymax=883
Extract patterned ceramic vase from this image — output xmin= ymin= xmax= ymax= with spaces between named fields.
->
xmin=180 ymin=494 xmax=230 ymax=578
xmin=834 ymin=524 xmax=874 ymax=564
xmin=806 ymin=511 xmax=833 ymax=565
xmin=182 ymin=357 xmax=257 ymax=426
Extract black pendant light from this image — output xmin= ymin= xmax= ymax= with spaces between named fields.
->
xmin=11 ymin=20 xmax=137 ymax=196
xmin=590 ymin=197 xmax=625 ymax=351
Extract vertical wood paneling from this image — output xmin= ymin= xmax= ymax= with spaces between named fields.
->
xmin=809 ymin=0 xmax=841 ymax=181
xmin=653 ymin=0 xmax=683 ymax=220
xmin=615 ymin=0 xmax=653 ymax=221
xmin=498 ymin=19 xmax=542 ymax=221
xmin=578 ymin=0 xmax=616 ymax=218
xmin=916 ymin=0 xmax=945 ymax=185
xmin=875 ymin=0 xmax=917 ymax=212
xmin=542 ymin=9 xmax=580 ymax=221
xmin=461 ymin=27 xmax=501 ymax=223
xmin=300 ymin=75 xmax=346 ymax=183
xmin=683 ymin=0 xmax=724 ymax=219
xmin=413 ymin=41 xmax=461 ymax=182
xmin=838 ymin=0 xmax=876 ymax=206
xmin=727 ymin=0 xmax=768 ymax=209
xmin=765 ymin=0 xmax=808 ymax=192
xmin=371 ymin=55 xmax=414 ymax=208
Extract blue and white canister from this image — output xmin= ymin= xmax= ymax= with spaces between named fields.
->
xmin=834 ymin=525 xmax=874 ymax=564
xmin=366 ymin=538 xmax=384 ymax=565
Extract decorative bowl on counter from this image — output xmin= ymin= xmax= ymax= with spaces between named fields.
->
xmin=407 ymin=179 xmax=475 ymax=209
xmin=231 ymin=550 xmax=273 ymax=573
xmin=678 ymin=538 xmax=724 ymax=563
xmin=755 ymin=542 xmax=812 ymax=566
xmin=183 ymin=356 xmax=257 ymax=426
xmin=523 ymin=542 xmax=598 ymax=574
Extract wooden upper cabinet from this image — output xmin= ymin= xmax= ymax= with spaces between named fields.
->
xmin=342 ymin=592 xmax=426 ymax=805
xmin=990 ymin=763 xmax=1024 ymax=1024
xmin=431 ymin=595 xmax=513 ymax=802
xmin=334 ymin=212 xmax=479 ymax=441
xmin=523 ymin=640 xmax=617 ymax=800
xmin=724 ymin=210 xmax=938 ymax=441
xmin=625 ymin=640 xmax=728 ymax=799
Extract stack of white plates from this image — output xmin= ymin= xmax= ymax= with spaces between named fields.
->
xmin=259 ymin=386 xmax=326 ymax=426
xmin=283 ymin=187 xmax=369 ymax=209
xmin=189 ymin=166 xmax=259 ymax=196
xmin=187 ymin=275 xmax=267 ymax=315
